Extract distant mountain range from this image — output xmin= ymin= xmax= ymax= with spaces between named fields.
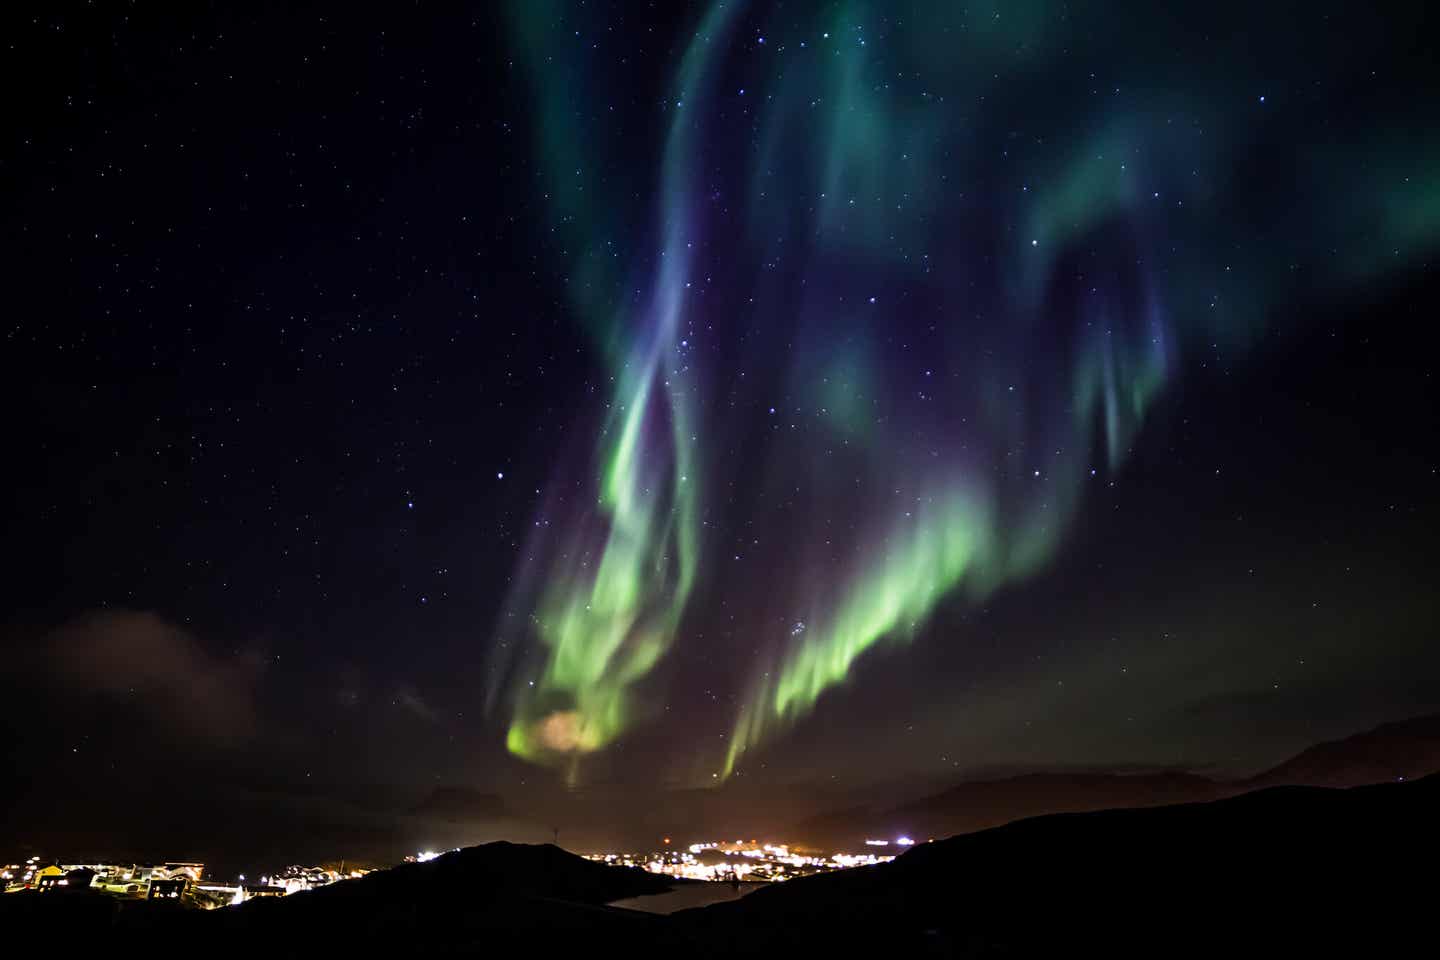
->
xmin=1246 ymin=712 xmax=1440 ymax=788
xmin=790 ymin=711 xmax=1440 ymax=846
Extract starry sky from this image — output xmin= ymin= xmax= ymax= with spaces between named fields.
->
xmin=3 ymin=1 xmax=1437 ymax=856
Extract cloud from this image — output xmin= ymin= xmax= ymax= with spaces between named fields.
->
xmin=46 ymin=610 xmax=261 ymax=742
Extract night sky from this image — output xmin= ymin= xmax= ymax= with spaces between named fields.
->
xmin=3 ymin=1 xmax=1437 ymax=858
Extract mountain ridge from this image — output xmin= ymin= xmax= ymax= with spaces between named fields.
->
xmin=788 ymin=710 xmax=1440 ymax=846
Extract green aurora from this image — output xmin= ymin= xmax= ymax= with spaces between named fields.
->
xmin=494 ymin=0 xmax=1440 ymax=783
xmin=499 ymin=2 xmax=738 ymax=773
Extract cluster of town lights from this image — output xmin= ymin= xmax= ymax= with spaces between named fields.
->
xmin=4 ymin=857 xmax=369 ymax=906
xmin=586 ymin=837 xmax=924 ymax=883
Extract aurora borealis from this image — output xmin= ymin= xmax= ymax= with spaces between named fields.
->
xmin=487 ymin=0 xmax=1439 ymax=782
xmin=4 ymin=0 xmax=1438 ymax=857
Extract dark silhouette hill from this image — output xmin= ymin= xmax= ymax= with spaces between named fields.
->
xmin=797 ymin=769 xmax=1226 ymax=847
xmin=680 ymin=773 xmax=1439 ymax=955
xmin=790 ymin=711 xmax=1440 ymax=847
xmin=198 ymin=840 xmax=680 ymax=952
xmin=1244 ymin=713 xmax=1440 ymax=788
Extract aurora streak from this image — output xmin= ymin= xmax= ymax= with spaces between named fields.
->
xmin=498 ymin=2 xmax=737 ymax=771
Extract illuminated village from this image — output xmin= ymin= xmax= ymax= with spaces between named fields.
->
xmin=584 ymin=837 xmax=916 ymax=882
xmin=2 ymin=857 xmax=369 ymax=907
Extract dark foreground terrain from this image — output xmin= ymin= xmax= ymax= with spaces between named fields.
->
xmin=5 ymin=774 xmax=1435 ymax=956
